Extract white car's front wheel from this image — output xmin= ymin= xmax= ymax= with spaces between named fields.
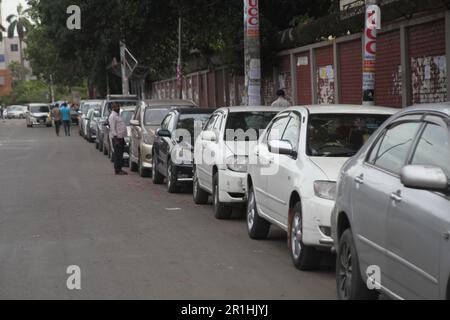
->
xmin=290 ymin=202 xmax=322 ymax=271
xmin=247 ymin=186 xmax=270 ymax=239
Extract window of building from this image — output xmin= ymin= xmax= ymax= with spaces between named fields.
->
xmin=11 ymin=44 xmax=19 ymax=52
xmin=0 ymin=54 xmax=5 ymax=62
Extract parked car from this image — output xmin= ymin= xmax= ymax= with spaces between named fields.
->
xmin=103 ymin=106 xmax=137 ymax=166
xmin=193 ymin=107 xmax=284 ymax=219
xmin=6 ymin=105 xmax=27 ymax=119
xmin=152 ymin=108 xmax=214 ymax=193
xmin=86 ymin=108 xmax=101 ymax=143
xmin=25 ymin=104 xmax=52 ymax=128
xmin=80 ymin=100 xmax=103 ymax=138
xmin=96 ymin=95 xmax=138 ymax=153
xmin=246 ymin=105 xmax=397 ymax=271
xmin=129 ymin=99 xmax=197 ymax=177
xmin=331 ymin=103 xmax=450 ymax=300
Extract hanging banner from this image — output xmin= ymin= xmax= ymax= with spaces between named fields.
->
xmin=362 ymin=5 xmax=381 ymax=105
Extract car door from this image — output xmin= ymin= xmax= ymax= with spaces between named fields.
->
xmin=265 ymin=113 xmax=301 ymax=227
xmin=197 ymin=113 xmax=219 ymax=192
xmin=351 ymin=116 xmax=423 ymax=291
xmin=162 ymin=113 xmax=178 ymax=175
xmin=256 ymin=114 xmax=291 ymax=221
xmin=154 ymin=113 xmax=173 ymax=174
xmin=131 ymin=106 xmax=141 ymax=160
xmin=386 ymin=115 xmax=450 ymax=300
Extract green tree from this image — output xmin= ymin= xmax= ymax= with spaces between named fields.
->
xmin=7 ymin=3 xmax=33 ymax=67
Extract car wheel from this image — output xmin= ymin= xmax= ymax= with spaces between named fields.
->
xmin=337 ymin=229 xmax=379 ymax=300
xmin=130 ymin=157 xmax=138 ymax=172
xmin=213 ymin=173 xmax=232 ymax=220
xmin=167 ymin=161 xmax=179 ymax=193
xmin=290 ymin=202 xmax=322 ymax=271
xmin=247 ymin=185 xmax=270 ymax=239
xmin=193 ymin=166 xmax=209 ymax=205
xmin=152 ymin=155 xmax=164 ymax=184
xmin=138 ymin=152 xmax=151 ymax=178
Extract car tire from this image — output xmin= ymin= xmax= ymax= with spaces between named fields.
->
xmin=130 ymin=158 xmax=138 ymax=172
xmin=138 ymin=152 xmax=151 ymax=178
xmin=152 ymin=155 xmax=164 ymax=184
xmin=167 ymin=161 xmax=179 ymax=194
xmin=247 ymin=185 xmax=270 ymax=240
xmin=193 ymin=166 xmax=209 ymax=205
xmin=290 ymin=202 xmax=322 ymax=271
xmin=336 ymin=229 xmax=379 ymax=300
xmin=213 ymin=173 xmax=232 ymax=220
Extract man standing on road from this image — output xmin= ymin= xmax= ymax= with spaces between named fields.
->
xmin=271 ymin=89 xmax=292 ymax=108
xmin=60 ymin=102 xmax=71 ymax=136
xmin=109 ymin=103 xmax=128 ymax=176
xmin=52 ymin=104 xmax=62 ymax=136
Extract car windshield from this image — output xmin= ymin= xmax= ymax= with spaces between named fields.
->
xmin=121 ymin=111 xmax=135 ymax=126
xmin=307 ymin=114 xmax=390 ymax=157
xmin=177 ymin=113 xmax=212 ymax=140
xmin=83 ymin=103 xmax=102 ymax=115
xmin=144 ymin=108 xmax=170 ymax=126
xmin=225 ymin=112 xmax=279 ymax=141
xmin=31 ymin=106 xmax=50 ymax=113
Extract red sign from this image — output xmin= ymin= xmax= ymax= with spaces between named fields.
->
xmin=246 ymin=0 xmax=260 ymax=38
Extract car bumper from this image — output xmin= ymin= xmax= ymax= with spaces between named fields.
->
xmin=301 ymin=196 xmax=334 ymax=249
xmin=31 ymin=119 xmax=52 ymax=125
xmin=218 ymin=169 xmax=247 ymax=204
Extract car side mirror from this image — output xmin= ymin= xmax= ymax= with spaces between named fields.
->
xmin=401 ymin=165 xmax=449 ymax=192
xmin=268 ymin=140 xmax=297 ymax=157
xmin=157 ymin=128 xmax=172 ymax=138
xmin=202 ymin=131 xmax=217 ymax=142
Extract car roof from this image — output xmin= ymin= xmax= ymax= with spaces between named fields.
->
xmin=286 ymin=104 xmax=399 ymax=115
xmin=405 ymin=102 xmax=450 ymax=116
xmin=28 ymin=103 xmax=50 ymax=107
xmin=216 ymin=106 xmax=287 ymax=113
xmin=170 ymin=108 xmax=214 ymax=115
xmin=142 ymin=99 xmax=197 ymax=107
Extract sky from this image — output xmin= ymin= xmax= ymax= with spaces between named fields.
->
xmin=2 ymin=0 xmax=28 ymax=27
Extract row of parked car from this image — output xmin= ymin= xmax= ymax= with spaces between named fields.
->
xmin=77 ymin=95 xmax=450 ymax=300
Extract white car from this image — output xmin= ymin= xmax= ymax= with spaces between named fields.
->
xmin=193 ymin=106 xmax=284 ymax=219
xmin=25 ymin=104 xmax=52 ymax=127
xmin=6 ymin=105 xmax=27 ymax=119
xmin=246 ymin=105 xmax=398 ymax=271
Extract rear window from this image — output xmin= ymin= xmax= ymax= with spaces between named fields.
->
xmin=225 ymin=112 xmax=278 ymax=141
xmin=144 ymin=109 xmax=170 ymax=126
xmin=30 ymin=106 xmax=50 ymax=113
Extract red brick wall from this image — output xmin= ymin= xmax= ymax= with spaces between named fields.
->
xmin=339 ymin=39 xmax=362 ymax=104
xmin=375 ymin=30 xmax=402 ymax=107
xmin=296 ymin=52 xmax=312 ymax=105
xmin=409 ymin=19 xmax=447 ymax=104
xmin=315 ymin=46 xmax=335 ymax=104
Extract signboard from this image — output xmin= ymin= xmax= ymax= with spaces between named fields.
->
xmin=245 ymin=0 xmax=260 ymax=38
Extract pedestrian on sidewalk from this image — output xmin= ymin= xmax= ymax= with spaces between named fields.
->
xmin=271 ymin=89 xmax=292 ymax=108
xmin=109 ymin=103 xmax=128 ymax=176
xmin=60 ymin=102 xmax=71 ymax=136
xmin=52 ymin=104 xmax=62 ymax=136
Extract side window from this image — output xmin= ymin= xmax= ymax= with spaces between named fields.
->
xmin=282 ymin=114 xmax=301 ymax=150
xmin=213 ymin=114 xmax=223 ymax=131
xmin=204 ymin=114 xmax=217 ymax=131
xmin=368 ymin=121 xmax=421 ymax=175
xmin=411 ymin=118 xmax=450 ymax=178
xmin=267 ymin=116 xmax=290 ymax=143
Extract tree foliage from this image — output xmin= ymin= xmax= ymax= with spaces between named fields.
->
xmin=25 ymin=0 xmax=332 ymax=96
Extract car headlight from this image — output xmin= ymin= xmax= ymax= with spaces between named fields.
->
xmin=143 ymin=133 xmax=154 ymax=145
xmin=314 ymin=181 xmax=337 ymax=201
xmin=226 ymin=155 xmax=249 ymax=173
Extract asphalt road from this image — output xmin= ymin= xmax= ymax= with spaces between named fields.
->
xmin=0 ymin=119 xmax=336 ymax=300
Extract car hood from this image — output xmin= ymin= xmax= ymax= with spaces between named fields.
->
xmin=309 ymin=157 xmax=349 ymax=181
xmin=225 ymin=141 xmax=257 ymax=157
xmin=31 ymin=112 xmax=49 ymax=117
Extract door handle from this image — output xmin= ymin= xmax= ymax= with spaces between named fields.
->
xmin=390 ymin=191 xmax=403 ymax=203
xmin=355 ymin=175 xmax=364 ymax=185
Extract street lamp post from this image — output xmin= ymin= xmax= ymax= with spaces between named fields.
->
xmin=244 ymin=0 xmax=262 ymax=106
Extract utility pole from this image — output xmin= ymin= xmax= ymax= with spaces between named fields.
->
xmin=120 ymin=40 xmax=130 ymax=96
xmin=362 ymin=0 xmax=381 ymax=105
xmin=50 ymin=74 xmax=55 ymax=104
xmin=177 ymin=15 xmax=183 ymax=99
xmin=244 ymin=0 xmax=262 ymax=106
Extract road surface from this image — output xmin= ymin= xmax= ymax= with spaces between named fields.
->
xmin=0 ymin=119 xmax=336 ymax=300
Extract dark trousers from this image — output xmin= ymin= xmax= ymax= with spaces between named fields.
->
xmin=113 ymin=138 xmax=125 ymax=173
xmin=63 ymin=120 xmax=71 ymax=136
xmin=54 ymin=120 xmax=62 ymax=136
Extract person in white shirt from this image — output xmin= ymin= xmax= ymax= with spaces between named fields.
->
xmin=271 ymin=89 xmax=292 ymax=108
xmin=109 ymin=103 xmax=128 ymax=175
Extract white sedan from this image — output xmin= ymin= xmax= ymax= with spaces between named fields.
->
xmin=246 ymin=105 xmax=398 ymax=271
